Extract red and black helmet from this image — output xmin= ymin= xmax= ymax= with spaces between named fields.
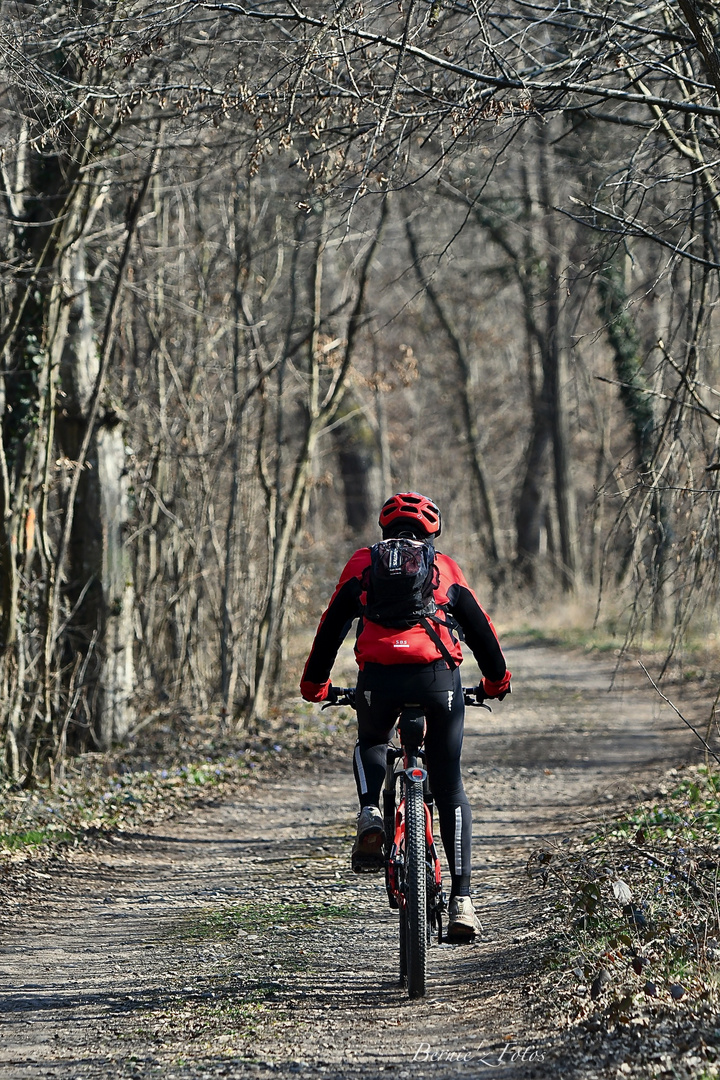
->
xmin=378 ymin=492 xmax=442 ymax=538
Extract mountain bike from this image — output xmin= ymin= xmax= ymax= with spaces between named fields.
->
xmin=323 ymin=684 xmax=488 ymax=998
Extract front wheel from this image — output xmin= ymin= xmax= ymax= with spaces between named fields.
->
xmin=399 ymin=904 xmax=407 ymax=985
xmin=404 ymin=779 xmax=427 ymax=998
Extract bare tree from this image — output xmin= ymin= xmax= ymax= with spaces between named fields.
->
xmin=3 ymin=0 xmax=720 ymax=781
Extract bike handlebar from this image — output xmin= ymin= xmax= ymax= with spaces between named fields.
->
xmin=321 ymin=685 xmax=494 ymax=710
xmin=321 ymin=686 xmax=357 ymax=709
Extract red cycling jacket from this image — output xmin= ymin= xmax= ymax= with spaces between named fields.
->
xmin=300 ymin=547 xmax=510 ymax=702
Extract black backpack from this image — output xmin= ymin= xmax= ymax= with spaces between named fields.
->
xmin=363 ymin=538 xmax=438 ymax=628
xmin=361 ymin=539 xmax=459 ymax=667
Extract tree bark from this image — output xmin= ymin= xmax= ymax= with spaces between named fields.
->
xmin=515 ymin=401 xmax=552 ymax=574
xmin=56 ymin=241 xmax=136 ymax=747
xmin=49 ymin=197 xmax=152 ymax=747
xmin=597 ymin=259 xmax=670 ymax=629
xmin=537 ymin=123 xmax=580 ymax=591
xmin=676 ymin=0 xmax=720 ymax=100
xmin=331 ymin=392 xmax=382 ymax=535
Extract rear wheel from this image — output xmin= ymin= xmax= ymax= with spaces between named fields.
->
xmin=404 ymin=779 xmax=427 ymax=998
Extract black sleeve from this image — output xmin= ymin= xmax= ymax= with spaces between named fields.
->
xmin=303 ymin=577 xmax=363 ymax=684
xmin=446 ymin=583 xmax=507 ymax=681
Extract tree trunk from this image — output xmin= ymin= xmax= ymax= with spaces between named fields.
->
xmin=513 ymin=139 xmax=580 ymax=589
xmin=515 ymin=401 xmax=552 ymax=576
xmin=55 ymin=244 xmax=137 ymax=749
xmin=538 ymin=123 xmax=580 ymax=591
xmin=676 ymin=0 xmax=720 ymax=99
xmin=597 ymin=258 xmax=670 ymax=628
xmin=331 ymin=392 xmax=382 ymax=535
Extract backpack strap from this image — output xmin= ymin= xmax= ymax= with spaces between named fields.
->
xmin=435 ymin=603 xmax=464 ymax=641
xmin=418 ymin=616 xmax=458 ymax=670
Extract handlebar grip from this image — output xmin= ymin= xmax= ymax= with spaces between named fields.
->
xmin=321 ymin=686 xmax=356 ymax=709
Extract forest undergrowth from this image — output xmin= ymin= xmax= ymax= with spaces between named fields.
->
xmin=532 ymin=764 xmax=720 ymax=1077
xmin=0 ymin=702 xmax=356 ymax=874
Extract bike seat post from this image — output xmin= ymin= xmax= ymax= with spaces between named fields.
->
xmin=398 ymin=706 xmax=426 ymax=768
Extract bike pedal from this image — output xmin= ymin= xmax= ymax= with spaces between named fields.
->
xmin=444 ymin=919 xmax=482 ymax=942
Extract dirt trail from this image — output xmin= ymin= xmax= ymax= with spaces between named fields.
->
xmin=0 ymin=644 xmax=701 ymax=1079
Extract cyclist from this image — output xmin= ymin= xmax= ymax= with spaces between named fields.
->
xmin=300 ymin=492 xmax=511 ymax=939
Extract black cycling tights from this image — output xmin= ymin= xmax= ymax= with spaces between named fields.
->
xmin=353 ymin=661 xmax=472 ymax=899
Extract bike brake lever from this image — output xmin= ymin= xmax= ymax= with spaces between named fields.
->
xmin=463 ymin=691 xmax=492 ymax=711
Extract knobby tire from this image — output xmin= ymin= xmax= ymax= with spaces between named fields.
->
xmin=404 ymin=779 xmax=427 ymax=998
xmin=399 ymin=905 xmax=407 ymax=984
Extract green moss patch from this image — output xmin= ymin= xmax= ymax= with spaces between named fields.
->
xmin=185 ymin=899 xmax=357 ymax=940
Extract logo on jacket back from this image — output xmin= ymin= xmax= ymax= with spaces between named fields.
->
xmin=393 ymin=638 xmax=410 ymax=648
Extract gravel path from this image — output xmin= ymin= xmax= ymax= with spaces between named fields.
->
xmin=0 ymin=643 xmax=700 ymax=1079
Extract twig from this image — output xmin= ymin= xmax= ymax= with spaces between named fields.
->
xmin=638 ymin=661 xmax=720 ymax=765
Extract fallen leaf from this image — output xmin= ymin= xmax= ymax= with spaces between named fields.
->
xmin=613 ymin=879 xmax=633 ymax=905
xmin=590 ymin=969 xmax=612 ymax=999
